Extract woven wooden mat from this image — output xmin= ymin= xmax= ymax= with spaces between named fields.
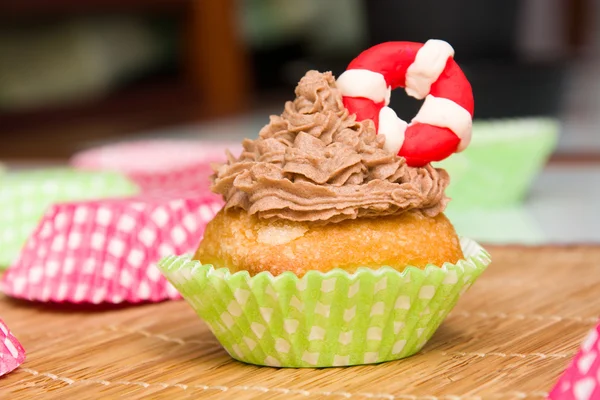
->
xmin=1 ymin=245 xmax=599 ymax=400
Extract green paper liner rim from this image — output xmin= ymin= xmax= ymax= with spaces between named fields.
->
xmin=159 ymin=237 xmax=490 ymax=368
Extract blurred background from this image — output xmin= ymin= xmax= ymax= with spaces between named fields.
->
xmin=0 ymin=0 xmax=599 ymax=243
xmin=0 ymin=0 xmax=598 ymax=158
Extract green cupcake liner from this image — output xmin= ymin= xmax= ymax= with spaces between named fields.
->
xmin=0 ymin=168 xmax=138 ymax=268
xmin=159 ymin=237 xmax=490 ymax=368
xmin=437 ymin=118 xmax=559 ymax=208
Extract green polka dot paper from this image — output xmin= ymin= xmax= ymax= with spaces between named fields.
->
xmin=159 ymin=237 xmax=490 ymax=368
xmin=0 ymin=168 xmax=138 ymax=268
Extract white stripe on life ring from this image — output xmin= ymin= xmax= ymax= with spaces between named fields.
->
xmin=405 ymin=39 xmax=455 ymax=100
xmin=378 ymin=106 xmax=407 ymax=153
xmin=336 ymin=69 xmax=391 ymax=105
xmin=411 ymin=95 xmax=472 ymax=152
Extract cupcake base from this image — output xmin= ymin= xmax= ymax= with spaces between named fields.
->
xmin=159 ymin=237 xmax=490 ymax=368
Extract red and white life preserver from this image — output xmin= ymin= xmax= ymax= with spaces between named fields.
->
xmin=336 ymin=40 xmax=474 ymax=167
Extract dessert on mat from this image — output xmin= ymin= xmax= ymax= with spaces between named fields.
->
xmin=159 ymin=40 xmax=491 ymax=368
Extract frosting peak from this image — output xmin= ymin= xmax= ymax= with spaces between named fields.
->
xmin=212 ymin=71 xmax=450 ymax=224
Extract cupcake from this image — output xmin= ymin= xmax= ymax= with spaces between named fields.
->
xmin=159 ymin=40 xmax=491 ymax=367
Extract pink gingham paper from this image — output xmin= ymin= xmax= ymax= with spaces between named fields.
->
xmin=1 ymin=192 xmax=222 ymax=304
xmin=0 ymin=318 xmax=25 ymax=376
xmin=70 ymin=140 xmax=242 ymax=193
xmin=549 ymin=320 xmax=600 ymax=400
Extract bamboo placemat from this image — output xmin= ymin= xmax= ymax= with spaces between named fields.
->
xmin=1 ymin=245 xmax=599 ymax=399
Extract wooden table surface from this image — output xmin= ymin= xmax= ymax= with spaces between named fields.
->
xmin=1 ymin=245 xmax=599 ymax=399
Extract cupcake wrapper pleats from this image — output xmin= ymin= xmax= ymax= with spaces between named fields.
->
xmin=159 ymin=237 xmax=490 ymax=368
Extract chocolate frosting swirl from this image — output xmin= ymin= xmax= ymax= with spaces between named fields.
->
xmin=212 ymin=71 xmax=450 ymax=224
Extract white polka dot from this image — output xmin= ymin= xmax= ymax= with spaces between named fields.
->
xmin=227 ymin=301 xmax=242 ymax=317
xmin=290 ymin=296 xmax=303 ymax=312
xmin=57 ymin=283 xmax=69 ymax=300
xmin=54 ymin=212 xmax=68 ymax=229
xmin=583 ymin=329 xmax=598 ymax=352
xmin=333 ymin=355 xmax=350 ymax=366
xmin=275 ymin=339 xmax=290 ymax=353
xmin=348 ymin=281 xmax=360 ymax=298
xmin=338 ymin=331 xmax=353 ymax=345
xmin=73 ymin=207 xmax=88 ymax=224
xmin=138 ymin=228 xmax=156 ymax=247
xmin=251 ymin=323 xmax=266 ymax=339
xmin=151 ymin=208 xmax=170 ymax=227
xmin=73 ymin=285 xmax=88 ymax=302
xmin=308 ymin=326 xmax=326 ymax=341
xmin=102 ymin=262 xmax=116 ymax=279
xmin=158 ymin=244 xmax=175 ymax=257
xmin=91 ymin=232 xmax=105 ymax=250
xmin=231 ymin=344 xmax=243 ymax=358
xmin=260 ymin=307 xmax=273 ymax=323
xmin=182 ymin=213 xmax=198 ymax=233
xmin=315 ymin=302 xmax=330 ymax=317
xmin=374 ymin=277 xmax=387 ymax=293
xmin=127 ymin=249 xmax=145 ymax=268
xmin=45 ymin=260 xmax=60 ymax=277
xmin=264 ymin=356 xmax=281 ymax=367
xmin=117 ymin=215 xmax=136 ymax=232
xmin=220 ymin=312 xmax=234 ymax=329
xmin=96 ymin=208 xmax=113 ymax=226
xmin=296 ymin=279 xmax=307 ymax=291
xmin=394 ymin=322 xmax=405 ymax=334
xmin=343 ymin=306 xmax=356 ymax=322
xmin=578 ymin=352 xmax=597 ymax=374
xmin=28 ymin=266 xmax=43 ymax=284
xmin=302 ymin=351 xmax=320 ymax=366
xmin=370 ymin=302 xmax=385 ymax=316
xmin=364 ymin=352 xmax=378 ymax=364
xmin=51 ymin=235 xmax=66 ymax=252
xmin=574 ymin=377 xmax=596 ymax=400
xmin=243 ymin=337 xmax=257 ymax=351
xmin=419 ymin=286 xmax=436 ymax=299
xmin=234 ymin=289 xmax=250 ymax=305
xmin=199 ymin=205 xmax=214 ymax=222
xmin=63 ymin=258 xmax=76 ymax=274
xmin=120 ymin=270 xmax=132 ymax=287
xmin=393 ymin=340 xmax=407 ymax=354
xmin=265 ymin=285 xmax=277 ymax=299
xmin=92 ymin=287 xmax=106 ymax=304
xmin=443 ymin=270 xmax=458 ymax=284
xmin=68 ymin=232 xmax=82 ymax=249
xmin=395 ymin=296 xmax=411 ymax=310
xmin=5 ymin=337 xmax=19 ymax=358
xmin=108 ymin=239 xmax=126 ymax=258
xmin=284 ymin=319 xmax=299 ymax=334
xmin=367 ymin=327 xmax=382 ymax=341
xmin=171 ymin=226 xmax=187 ymax=247
xmin=320 ymin=278 xmax=336 ymax=293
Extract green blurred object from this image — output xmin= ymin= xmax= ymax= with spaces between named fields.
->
xmin=437 ymin=118 xmax=559 ymax=208
xmin=0 ymin=168 xmax=139 ymax=268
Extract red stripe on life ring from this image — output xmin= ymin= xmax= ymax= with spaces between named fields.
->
xmin=347 ymin=42 xmax=423 ymax=89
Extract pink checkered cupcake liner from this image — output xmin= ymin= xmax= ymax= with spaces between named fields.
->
xmin=70 ymin=140 xmax=242 ymax=193
xmin=0 ymin=318 xmax=25 ymax=376
xmin=549 ymin=319 xmax=600 ymax=399
xmin=1 ymin=193 xmax=222 ymax=304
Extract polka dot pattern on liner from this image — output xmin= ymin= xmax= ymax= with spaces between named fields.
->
xmin=549 ymin=320 xmax=600 ymax=400
xmin=158 ymin=237 xmax=490 ymax=368
xmin=0 ymin=168 xmax=139 ymax=268
xmin=71 ymin=140 xmax=243 ymax=193
xmin=1 ymin=193 xmax=223 ymax=304
xmin=0 ymin=318 xmax=25 ymax=377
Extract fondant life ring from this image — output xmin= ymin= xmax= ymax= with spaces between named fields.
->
xmin=336 ymin=40 xmax=474 ymax=167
